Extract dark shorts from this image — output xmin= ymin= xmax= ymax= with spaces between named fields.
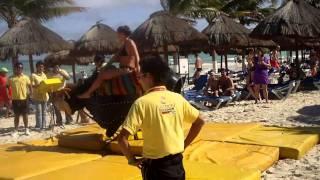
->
xmin=12 ymin=100 xmax=28 ymax=115
xmin=142 ymin=153 xmax=185 ymax=180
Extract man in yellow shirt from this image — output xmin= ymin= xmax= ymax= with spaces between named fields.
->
xmin=48 ymin=65 xmax=72 ymax=125
xmin=8 ymin=63 xmax=32 ymax=137
xmin=118 ymin=55 xmax=205 ymax=180
xmin=31 ymin=61 xmax=49 ymax=130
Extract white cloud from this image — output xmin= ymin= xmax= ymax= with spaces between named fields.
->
xmin=76 ymin=0 xmax=160 ymax=9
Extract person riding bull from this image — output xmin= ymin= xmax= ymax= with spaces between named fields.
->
xmin=78 ymin=25 xmax=140 ymax=99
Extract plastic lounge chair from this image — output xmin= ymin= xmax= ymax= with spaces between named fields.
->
xmin=269 ymin=81 xmax=295 ymax=100
xmin=194 ymin=94 xmax=233 ymax=110
xmin=313 ymin=79 xmax=320 ymax=90
xmin=192 ymin=75 xmax=208 ymax=91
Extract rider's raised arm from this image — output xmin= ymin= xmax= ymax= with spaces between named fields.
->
xmin=127 ymin=40 xmax=140 ymax=72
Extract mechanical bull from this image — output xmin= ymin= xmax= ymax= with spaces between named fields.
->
xmin=53 ymin=69 xmax=183 ymax=138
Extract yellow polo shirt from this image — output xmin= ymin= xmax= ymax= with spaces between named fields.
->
xmin=122 ymin=87 xmax=199 ymax=159
xmin=31 ymin=72 xmax=49 ymax=102
xmin=8 ymin=74 xmax=31 ymax=100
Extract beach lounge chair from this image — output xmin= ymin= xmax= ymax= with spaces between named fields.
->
xmin=313 ymin=78 xmax=320 ymax=90
xmin=192 ymin=74 xmax=208 ymax=91
xmin=269 ymin=81 xmax=295 ymax=100
xmin=196 ymin=95 xmax=233 ymax=110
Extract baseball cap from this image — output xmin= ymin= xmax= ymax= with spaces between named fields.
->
xmin=0 ymin=67 xmax=9 ymax=73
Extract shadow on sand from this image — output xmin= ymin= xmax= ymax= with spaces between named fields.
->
xmin=287 ymin=105 xmax=320 ymax=125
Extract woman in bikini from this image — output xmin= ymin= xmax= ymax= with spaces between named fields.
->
xmin=78 ymin=25 xmax=140 ymax=99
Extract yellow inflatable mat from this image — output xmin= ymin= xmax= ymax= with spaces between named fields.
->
xmin=57 ymin=124 xmax=107 ymax=151
xmin=184 ymin=141 xmax=279 ymax=171
xmin=190 ymin=123 xmax=261 ymax=143
xmin=0 ymin=139 xmax=102 ymax=180
xmin=28 ymin=155 xmax=260 ymax=180
xmin=57 ymin=124 xmax=143 ymax=151
xmin=225 ymin=126 xmax=320 ymax=159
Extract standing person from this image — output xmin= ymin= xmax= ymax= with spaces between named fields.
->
xmin=118 ymin=55 xmax=205 ymax=180
xmin=9 ymin=63 xmax=32 ymax=137
xmin=0 ymin=67 xmax=12 ymax=117
xmin=195 ymin=53 xmax=203 ymax=71
xmin=31 ymin=61 xmax=49 ymax=130
xmin=246 ymin=49 xmax=255 ymax=98
xmin=49 ymin=65 xmax=72 ymax=125
xmin=253 ymin=48 xmax=271 ymax=103
xmin=78 ymin=25 xmax=140 ymax=99
xmin=270 ymin=49 xmax=280 ymax=72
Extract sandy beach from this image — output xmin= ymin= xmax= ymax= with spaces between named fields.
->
xmin=203 ymin=91 xmax=320 ymax=180
xmin=0 ymin=90 xmax=319 ymax=179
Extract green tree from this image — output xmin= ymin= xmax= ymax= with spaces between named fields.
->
xmin=160 ymin=0 xmax=279 ymax=25
xmin=0 ymin=0 xmax=84 ymax=66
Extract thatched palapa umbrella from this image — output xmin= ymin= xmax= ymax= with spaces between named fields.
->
xmin=0 ymin=19 xmax=71 ymax=73
xmin=202 ymin=14 xmax=276 ymax=71
xmin=74 ymin=22 xmax=121 ymax=56
xmin=250 ymin=0 xmax=320 ymax=61
xmin=131 ymin=11 xmax=208 ymax=62
xmin=44 ymin=50 xmax=94 ymax=83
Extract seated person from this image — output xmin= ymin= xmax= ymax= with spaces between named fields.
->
xmin=218 ymin=69 xmax=235 ymax=96
xmin=192 ymin=68 xmax=202 ymax=84
xmin=204 ymin=71 xmax=219 ymax=97
xmin=286 ymin=63 xmax=299 ymax=81
xmin=78 ymin=25 xmax=140 ymax=99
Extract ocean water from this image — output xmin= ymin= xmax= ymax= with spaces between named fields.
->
xmin=0 ymin=51 xmax=291 ymax=81
xmin=0 ymin=53 xmax=229 ymax=75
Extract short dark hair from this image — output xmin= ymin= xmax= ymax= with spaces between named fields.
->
xmin=139 ymin=55 xmax=171 ymax=85
xmin=14 ymin=62 xmax=23 ymax=69
xmin=257 ymin=47 xmax=265 ymax=55
xmin=117 ymin=25 xmax=131 ymax=36
xmin=94 ymin=54 xmax=105 ymax=63
xmin=36 ymin=61 xmax=44 ymax=67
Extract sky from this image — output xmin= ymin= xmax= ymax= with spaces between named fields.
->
xmin=0 ymin=0 xmax=208 ymax=41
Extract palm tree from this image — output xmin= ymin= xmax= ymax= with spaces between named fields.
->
xmin=0 ymin=0 xmax=84 ymax=28
xmin=0 ymin=0 xmax=84 ymax=66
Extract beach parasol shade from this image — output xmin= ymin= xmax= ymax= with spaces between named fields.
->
xmin=131 ymin=11 xmax=208 ymax=55
xmin=202 ymin=14 xmax=276 ymax=70
xmin=0 ymin=18 xmax=72 ymax=73
xmin=44 ymin=50 xmax=94 ymax=83
xmin=202 ymin=14 xmax=277 ymax=49
xmin=44 ymin=50 xmax=93 ymax=66
xmin=250 ymin=0 xmax=320 ymax=39
xmin=273 ymin=37 xmax=320 ymax=50
xmin=74 ymin=23 xmax=121 ymax=55
xmin=0 ymin=19 xmax=72 ymax=56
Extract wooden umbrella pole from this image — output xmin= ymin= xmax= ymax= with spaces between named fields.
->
xmin=224 ymin=51 xmax=228 ymax=70
xmin=242 ymin=48 xmax=246 ymax=71
xmin=29 ymin=54 xmax=34 ymax=73
xmin=164 ymin=44 xmax=169 ymax=63
xmin=220 ymin=53 xmax=223 ymax=70
xmin=211 ymin=48 xmax=217 ymax=73
xmin=72 ymin=63 xmax=76 ymax=84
